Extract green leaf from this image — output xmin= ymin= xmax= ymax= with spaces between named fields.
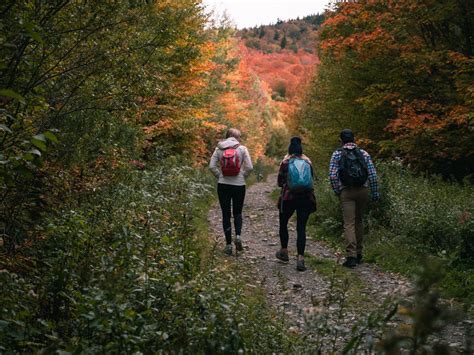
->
xmin=124 ymin=309 xmax=136 ymax=319
xmin=24 ymin=22 xmax=44 ymax=45
xmin=23 ymin=153 xmax=34 ymax=161
xmin=28 ymin=148 xmax=42 ymax=156
xmin=0 ymin=124 xmax=12 ymax=133
xmin=29 ymin=31 xmax=44 ymax=44
xmin=32 ymin=134 xmax=47 ymax=151
xmin=23 ymin=149 xmax=42 ymax=161
xmin=384 ymin=303 xmax=399 ymax=322
xmin=342 ymin=336 xmax=359 ymax=354
xmin=43 ymin=131 xmax=59 ymax=143
xmin=32 ymin=134 xmax=46 ymax=142
xmin=0 ymin=89 xmax=25 ymax=103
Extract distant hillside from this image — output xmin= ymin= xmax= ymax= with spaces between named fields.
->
xmin=238 ymin=42 xmax=319 ymax=101
xmin=227 ymin=15 xmax=322 ymax=157
xmin=237 ymin=14 xmax=324 ymax=54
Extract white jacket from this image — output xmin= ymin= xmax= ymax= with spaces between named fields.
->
xmin=209 ymin=137 xmax=253 ymax=186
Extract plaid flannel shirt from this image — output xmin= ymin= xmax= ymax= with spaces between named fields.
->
xmin=329 ymin=143 xmax=379 ymax=198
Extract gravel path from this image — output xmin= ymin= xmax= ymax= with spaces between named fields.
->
xmin=208 ymin=174 xmax=472 ymax=352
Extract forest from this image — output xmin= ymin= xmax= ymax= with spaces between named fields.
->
xmin=1 ymin=0 xmax=472 ymax=353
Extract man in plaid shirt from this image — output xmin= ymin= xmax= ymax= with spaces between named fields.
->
xmin=329 ymin=129 xmax=379 ymax=268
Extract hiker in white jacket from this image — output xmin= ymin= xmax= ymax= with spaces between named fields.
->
xmin=209 ymin=128 xmax=253 ymax=255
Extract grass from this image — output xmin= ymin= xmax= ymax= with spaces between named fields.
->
xmin=269 ymin=188 xmax=281 ymax=201
xmin=305 ymin=254 xmax=375 ymax=309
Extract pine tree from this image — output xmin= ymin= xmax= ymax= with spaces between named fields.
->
xmin=280 ymin=34 xmax=287 ymax=49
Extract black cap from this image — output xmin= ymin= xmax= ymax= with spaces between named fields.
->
xmin=288 ymin=136 xmax=303 ymax=155
xmin=340 ymin=129 xmax=355 ymax=143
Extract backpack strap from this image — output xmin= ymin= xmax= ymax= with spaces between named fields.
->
xmin=354 ymin=148 xmax=368 ymax=168
xmin=337 ymin=147 xmax=347 ymax=158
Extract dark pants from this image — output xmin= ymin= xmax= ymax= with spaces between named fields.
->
xmin=279 ymin=199 xmax=312 ymax=256
xmin=217 ymin=183 xmax=246 ymax=245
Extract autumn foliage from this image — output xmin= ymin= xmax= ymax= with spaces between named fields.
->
xmin=221 ymin=27 xmax=319 ymax=158
xmin=299 ymin=0 xmax=473 ymax=180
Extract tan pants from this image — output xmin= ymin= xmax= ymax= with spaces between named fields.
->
xmin=340 ymin=187 xmax=369 ymax=258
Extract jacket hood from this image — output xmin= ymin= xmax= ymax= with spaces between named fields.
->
xmin=217 ymin=137 xmax=240 ymax=150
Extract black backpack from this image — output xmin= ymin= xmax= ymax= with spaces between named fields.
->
xmin=338 ymin=148 xmax=368 ymax=187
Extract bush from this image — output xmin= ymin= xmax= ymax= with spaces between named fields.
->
xmin=272 ymin=81 xmax=287 ymax=99
xmin=0 ymin=161 xmax=296 ymax=352
xmin=265 ymin=127 xmax=290 ymax=159
xmin=376 ymin=163 xmax=474 ymax=261
xmin=310 ymin=162 xmax=474 ymax=302
xmin=245 ymin=39 xmax=261 ymax=50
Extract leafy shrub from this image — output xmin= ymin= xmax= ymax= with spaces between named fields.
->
xmin=376 ymin=163 xmax=474 ymax=261
xmin=245 ymin=39 xmax=261 ymax=50
xmin=265 ymin=127 xmax=290 ymax=159
xmin=0 ymin=0 xmax=223 ymax=256
xmin=273 ymin=81 xmax=287 ymax=98
xmin=310 ymin=162 xmax=474 ymax=302
xmin=311 ymin=172 xmax=343 ymax=245
xmin=0 ymin=161 xmax=296 ymax=352
xmin=248 ymin=157 xmax=275 ymax=184
xmin=289 ymin=43 xmax=298 ymax=53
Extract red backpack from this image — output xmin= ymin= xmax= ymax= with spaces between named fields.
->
xmin=220 ymin=145 xmax=241 ymax=176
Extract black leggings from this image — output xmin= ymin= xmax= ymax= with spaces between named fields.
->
xmin=217 ymin=183 xmax=246 ymax=244
xmin=279 ymin=199 xmax=311 ymax=256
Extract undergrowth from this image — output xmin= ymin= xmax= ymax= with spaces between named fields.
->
xmin=311 ymin=162 xmax=474 ymax=304
xmin=0 ymin=160 xmax=295 ymax=353
xmin=2 ymin=160 xmax=470 ymax=353
xmin=303 ymin=255 xmax=462 ymax=353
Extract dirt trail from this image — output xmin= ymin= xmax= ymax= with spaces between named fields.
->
xmin=207 ymin=174 xmax=471 ymax=351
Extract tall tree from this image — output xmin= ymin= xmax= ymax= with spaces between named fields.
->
xmin=297 ymin=0 xmax=474 ymax=179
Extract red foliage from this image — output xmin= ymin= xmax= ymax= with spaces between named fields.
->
xmin=239 ymin=43 xmax=318 ymax=100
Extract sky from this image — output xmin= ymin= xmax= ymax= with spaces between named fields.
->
xmin=202 ymin=0 xmax=331 ymax=29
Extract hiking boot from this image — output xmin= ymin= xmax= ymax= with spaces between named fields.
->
xmin=296 ymin=259 xmax=306 ymax=272
xmin=224 ymin=244 xmax=233 ymax=256
xmin=342 ymin=257 xmax=357 ymax=268
xmin=275 ymin=250 xmax=289 ymax=262
xmin=356 ymin=253 xmax=363 ymax=264
xmin=235 ymin=236 xmax=243 ymax=251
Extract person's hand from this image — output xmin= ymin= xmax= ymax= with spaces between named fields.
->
xmin=371 ymin=192 xmax=380 ymax=202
